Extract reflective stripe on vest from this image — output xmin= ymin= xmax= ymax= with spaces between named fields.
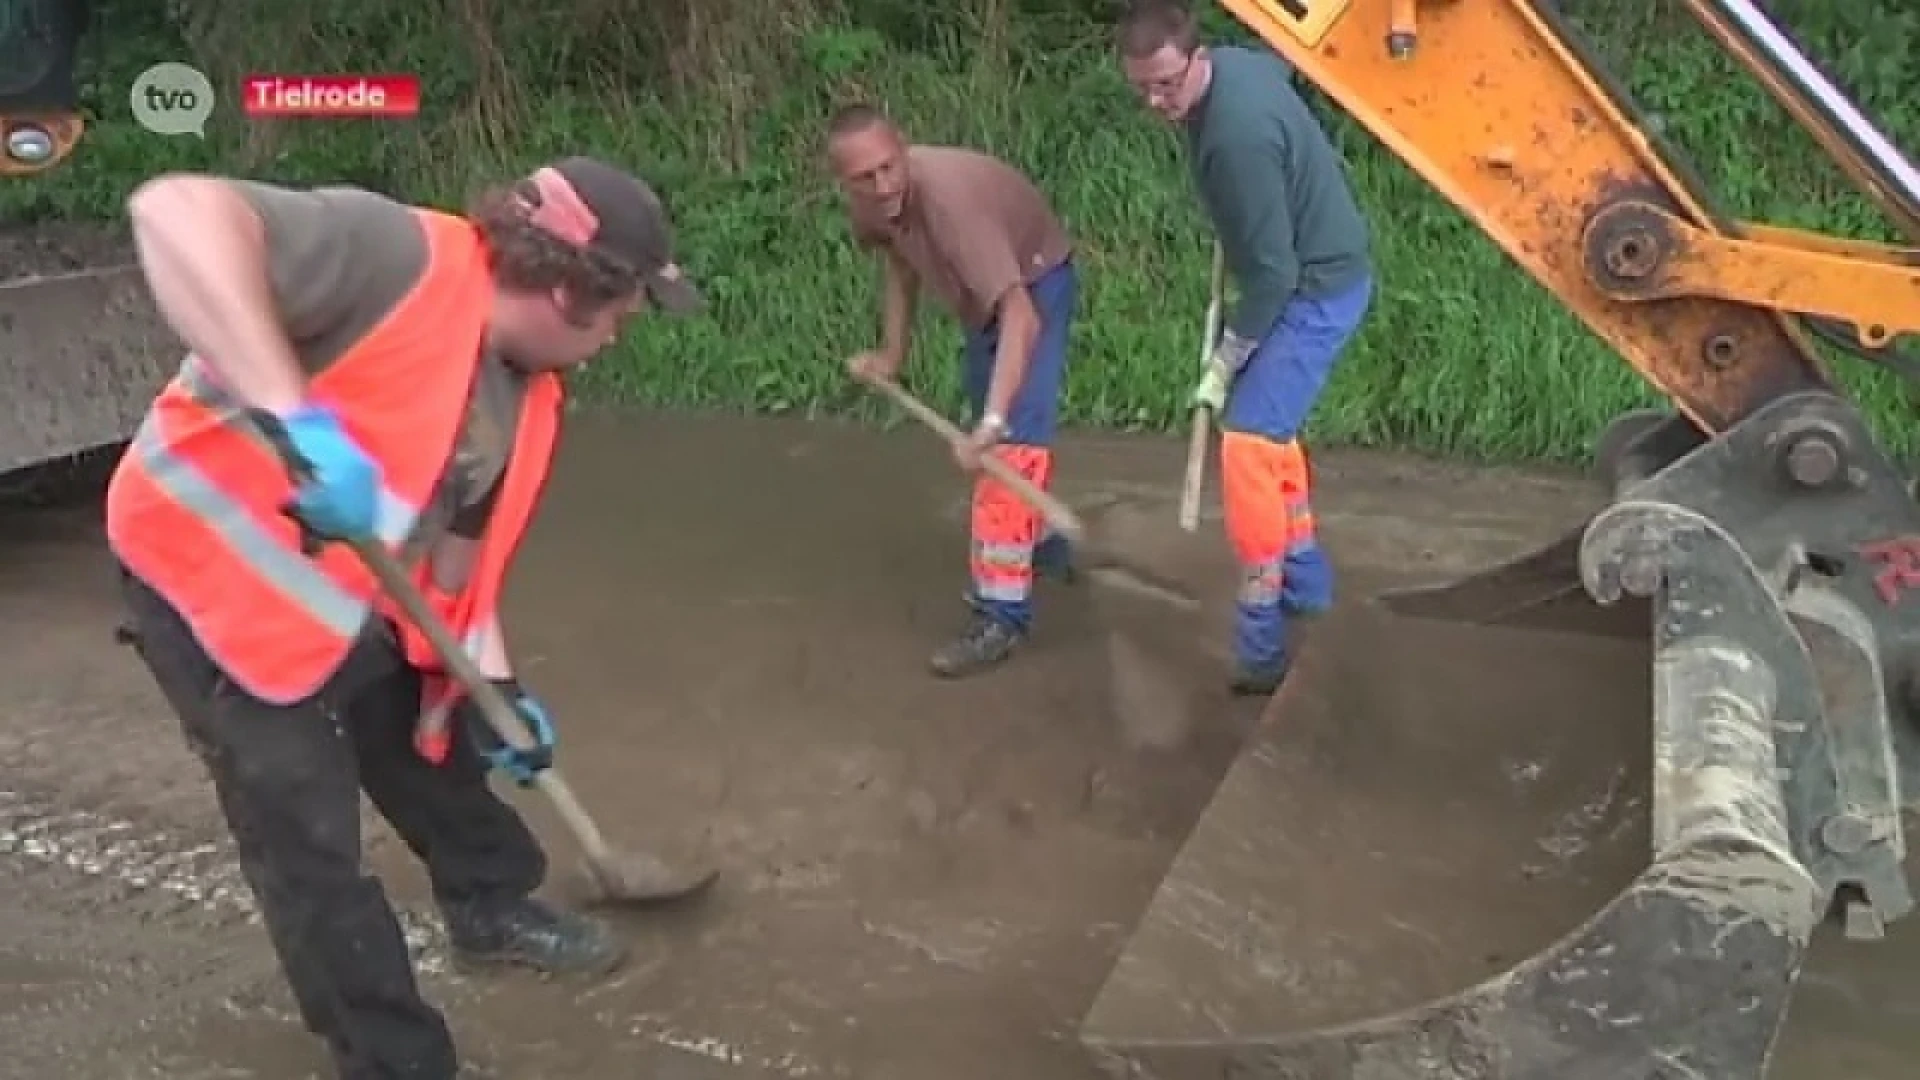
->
xmin=106 ymin=208 xmax=494 ymax=705
xmin=391 ymin=371 xmax=564 ymax=677
xmin=120 ymin=360 xmax=423 ymax=635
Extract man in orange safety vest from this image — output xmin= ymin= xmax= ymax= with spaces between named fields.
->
xmin=105 ymin=158 xmax=702 ymax=1078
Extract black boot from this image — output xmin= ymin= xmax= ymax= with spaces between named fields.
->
xmin=329 ymin=1040 xmax=487 ymax=1080
xmin=929 ymin=614 xmax=1024 ymax=678
xmin=1034 ymin=532 xmax=1078 ymax=586
xmin=440 ymin=895 xmax=626 ymax=977
xmin=1229 ymin=650 xmax=1295 ymax=697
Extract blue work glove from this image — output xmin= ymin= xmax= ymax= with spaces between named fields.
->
xmin=460 ymin=679 xmax=557 ymax=787
xmin=273 ymin=403 xmax=382 ymax=542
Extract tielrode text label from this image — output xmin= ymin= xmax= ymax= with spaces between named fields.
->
xmin=241 ymin=75 xmax=421 ymax=118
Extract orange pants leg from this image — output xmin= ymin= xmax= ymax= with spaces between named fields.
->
xmin=968 ymin=444 xmax=1054 ymax=632
xmin=1220 ymin=431 xmax=1328 ymax=673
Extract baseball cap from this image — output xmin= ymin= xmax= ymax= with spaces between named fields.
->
xmin=521 ymin=156 xmax=703 ymax=314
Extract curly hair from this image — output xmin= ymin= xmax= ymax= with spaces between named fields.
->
xmin=467 ymin=183 xmax=641 ymax=325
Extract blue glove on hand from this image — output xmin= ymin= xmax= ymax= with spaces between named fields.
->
xmin=461 ymin=680 xmax=557 ymax=787
xmin=276 ymin=403 xmax=381 ymax=542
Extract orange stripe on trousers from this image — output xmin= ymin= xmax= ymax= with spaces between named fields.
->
xmin=1220 ymin=431 xmax=1318 ymax=605
xmin=969 ymin=444 xmax=1052 ymax=603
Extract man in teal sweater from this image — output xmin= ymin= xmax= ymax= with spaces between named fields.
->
xmin=1117 ymin=0 xmax=1375 ymax=696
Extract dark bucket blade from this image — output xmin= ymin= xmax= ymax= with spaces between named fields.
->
xmin=1079 ymin=598 xmax=1819 ymax=1079
xmin=1375 ymin=527 xmax=1649 ymax=638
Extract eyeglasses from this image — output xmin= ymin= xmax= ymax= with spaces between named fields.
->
xmin=1126 ymin=49 xmax=1196 ymax=103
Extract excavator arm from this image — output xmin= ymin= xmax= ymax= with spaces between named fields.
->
xmin=1081 ymin=2 xmax=1920 ymax=1077
xmin=1231 ymin=0 xmax=1916 ymax=429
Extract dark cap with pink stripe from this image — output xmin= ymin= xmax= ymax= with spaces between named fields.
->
xmin=519 ymin=156 xmax=703 ymax=313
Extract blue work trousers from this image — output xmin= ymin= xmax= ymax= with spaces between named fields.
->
xmin=959 ymin=259 xmax=1078 ymax=632
xmin=1220 ymin=272 xmax=1373 ymax=671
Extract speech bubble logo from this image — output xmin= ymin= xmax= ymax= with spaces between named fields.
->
xmin=130 ymin=62 xmax=216 ymax=138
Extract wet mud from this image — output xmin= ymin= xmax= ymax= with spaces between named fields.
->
xmin=1 ymin=410 xmax=1917 ymax=1078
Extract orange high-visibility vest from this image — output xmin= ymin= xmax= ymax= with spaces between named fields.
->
xmin=395 ymin=370 xmax=562 ymax=758
xmin=387 ymin=371 xmax=562 ymax=679
xmin=105 ymin=208 xmax=564 ymax=706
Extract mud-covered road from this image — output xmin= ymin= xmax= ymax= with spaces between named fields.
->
xmin=1 ymin=412 xmax=1916 ymax=1078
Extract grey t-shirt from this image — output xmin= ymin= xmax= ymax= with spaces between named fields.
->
xmin=231 ymin=180 xmax=524 ymax=549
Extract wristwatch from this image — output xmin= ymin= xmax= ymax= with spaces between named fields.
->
xmin=976 ymin=411 xmax=1009 ymax=441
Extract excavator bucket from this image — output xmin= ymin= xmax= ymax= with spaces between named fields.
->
xmin=1077 ymin=396 xmax=1920 ymax=1078
xmin=0 ymin=236 xmax=174 ymax=484
xmin=1082 ymin=596 xmax=1820 ymax=1078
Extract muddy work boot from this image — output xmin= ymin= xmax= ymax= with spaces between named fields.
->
xmin=929 ymin=613 xmax=1024 ymax=678
xmin=1229 ymin=653 xmax=1294 ymax=697
xmin=440 ymin=895 xmax=626 ymax=978
xmin=1033 ymin=531 xmax=1078 ymax=586
xmin=1229 ymin=627 xmax=1298 ymax=697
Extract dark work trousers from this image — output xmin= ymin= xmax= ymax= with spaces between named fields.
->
xmin=118 ymin=566 xmax=547 ymax=1079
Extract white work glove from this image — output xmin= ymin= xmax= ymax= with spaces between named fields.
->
xmin=1191 ymin=329 xmax=1256 ymax=413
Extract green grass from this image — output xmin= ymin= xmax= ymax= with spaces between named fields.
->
xmin=6 ymin=0 xmax=1918 ymax=466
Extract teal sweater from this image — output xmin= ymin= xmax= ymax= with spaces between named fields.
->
xmin=1185 ymin=44 xmax=1372 ymax=340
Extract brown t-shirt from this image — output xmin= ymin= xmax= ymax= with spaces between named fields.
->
xmin=231 ymin=180 xmax=523 ymax=552
xmin=852 ymin=146 xmax=1072 ymax=330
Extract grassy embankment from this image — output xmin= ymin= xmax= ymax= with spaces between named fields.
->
xmin=5 ymin=0 xmax=1916 ymax=465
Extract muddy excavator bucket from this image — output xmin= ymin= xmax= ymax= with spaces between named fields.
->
xmin=1082 ymin=597 xmax=1821 ymax=1078
xmin=1081 ymin=395 xmax=1920 ymax=1078
xmin=0 ymin=242 xmax=174 ymax=481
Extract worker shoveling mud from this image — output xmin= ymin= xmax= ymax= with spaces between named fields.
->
xmin=860 ymin=374 xmax=1201 ymax=612
xmin=858 ymin=374 xmax=1238 ymax=754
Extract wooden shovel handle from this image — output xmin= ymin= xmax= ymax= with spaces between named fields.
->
xmin=1178 ymin=242 xmax=1227 ymax=533
xmin=860 ymin=374 xmax=1086 ymax=546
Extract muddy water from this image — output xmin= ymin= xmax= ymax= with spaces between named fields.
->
xmin=0 ymin=410 xmax=1916 ymax=1078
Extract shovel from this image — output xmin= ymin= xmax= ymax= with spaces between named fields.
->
xmin=1178 ymin=242 xmax=1227 ymax=534
xmin=857 ymin=372 xmax=1200 ymax=612
xmin=350 ymin=536 xmax=720 ymax=906
xmin=258 ymin=417 xmax=719 ymax=907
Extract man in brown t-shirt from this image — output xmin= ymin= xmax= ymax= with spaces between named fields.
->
xmin=108 ymin=159 xmax=703 ymax=1077
xmin=828 ymin=103 xmax=1080 ymax=679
